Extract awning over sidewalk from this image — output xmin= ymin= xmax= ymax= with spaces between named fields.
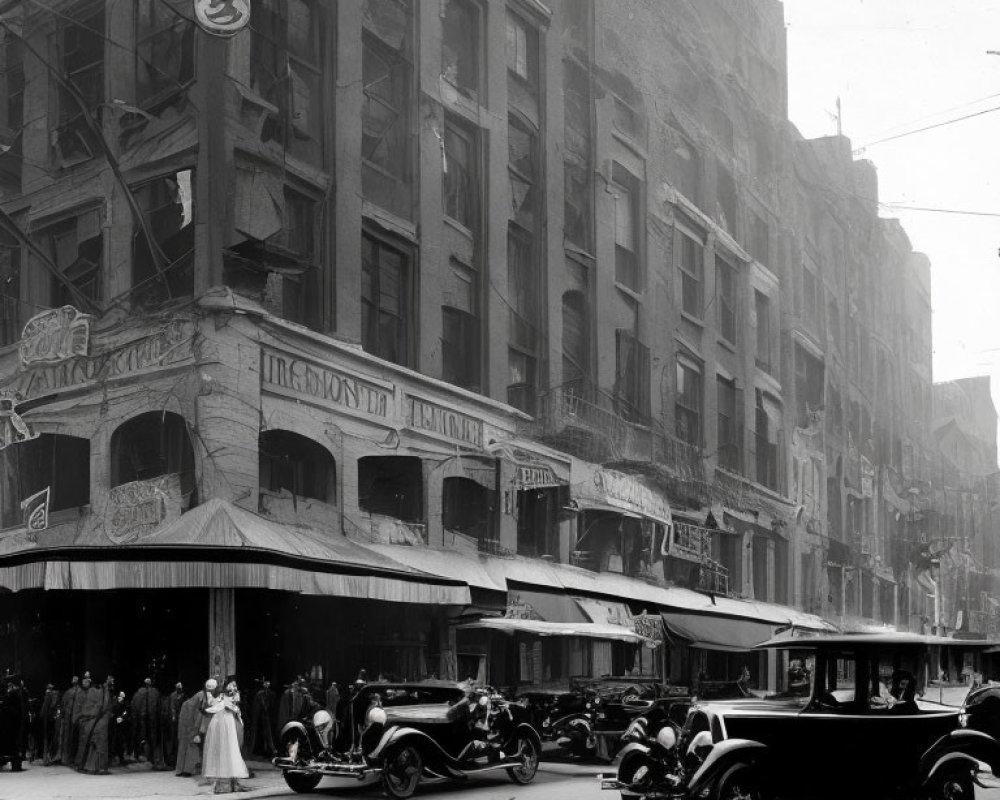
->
xmin=456 ymin=617 xmax=654 ymax=644
xmin=0 ymin=499 xmax=470 ymax=606
xmin=660 ymin=611 xmax=777 ymax=652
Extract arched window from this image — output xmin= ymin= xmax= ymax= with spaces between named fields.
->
xmin=111 ymin=411 xmax=195 ymax=499
xmin=0 ymin=433 xmax=90 ymax=528
xmin=358 ymin=456 xmax=422 ymax=522
xmin=259 ymin=430 xmax=336 ymax=503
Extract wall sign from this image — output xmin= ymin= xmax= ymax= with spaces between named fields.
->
xmin=406 ymin=395 xmax=483 ymax=448
xmin=21 ymin=487 xmax=50 ymax=540
xmin=193 ymin=0 xmax=251 ymax=36
xmin=105 ymin=477 xmax=173 ymax=544
xmin=591 ymin=468 xmax=673 ymax=526
xmin=19 ymin=305 xmax=91 ymax=366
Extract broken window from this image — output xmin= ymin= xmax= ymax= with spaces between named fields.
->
xmin=251 ymin=0 xmax=323 ymax=164
xmin=362 ymin=19 xmax=413 ymax=219
xmin=615 ymin=329 xmax=650 ymax=422
xmin=358 ymin=455 xmax=422 ymax=523
xmin=505 ymin=10 xmax=537 ymax=84
xmin=132 ymin=170 xmax=195 ymax=306
xmin=441 ymin=0 xmax=480 ymax=101
xmin=677 ymin=226 xmax=703 ymax=318
xmin=135 ymin=0 xmax=194 ymax=109
xmin=0 ymin=240 xmax=19 ymax=346
xmin=443 ymin=117 xmax=476 ymax=230
xmin=675 ymin=356 xmax=702 ymax=446
xmin=717 ymin=376 xmax=741 ymax=473
xmin=442 ymin=476 xmax=490 ymax=538
xmin=0 ymin=27 xmax=23 ymax=191
xmin=52 ymin=0 xmax=104 ymax=166
xmin=794 ymin=343 xmax=824 ymax=428
xmin=508 ymin=114 xmax=538 ymax=228
xmin=362 ymin=231 xmax=411 ymax=367
xmin=259 ymin=429 xmax=335 ymax=504
xmin=441 ymin=260 xmax=480 ymax=391
xmin=562 ymin=290 xmax=590 ymax=390
xmin=611 ymin=164 xmax=640 ymax=291
xmin=754 ymin=290 xmax=772 ymax=373
xmin=32 ymin=210 xmax=102 ymax=308
xmin=716 ymin=255 xmax=738 ymax=345
xmin=0 ymin=433 xmax=90 ymax=529
xmin=110 ymin=411 xmax=195 ymax=500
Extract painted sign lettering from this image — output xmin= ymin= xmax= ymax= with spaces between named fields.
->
xmin=105 ymin=477 xmax=174 ymax=544
xmin=406 ymin=395 xmax=483 ymax=448
xmin=19 ymin=305 xmax=91 ymax=366
xmin=593 ymin=469 xmax=672 ymax=525
xmin=193 ymin=0 xmax=250 ymax=36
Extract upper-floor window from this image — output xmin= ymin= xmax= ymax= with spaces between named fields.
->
xmin=827 ymin=297 xmax=841 ymax=350
xmin=251 ymin=0 xmax=323 ymax=164
xmin=259 ymin=429 xmax=336 ymax=504
xmin=362 ymin=231 xmax=411 ymax=368
xmin=362 ymin=9 xmax=413 ymax=219
xmin=507 ymin=223 xmax=538 ymax=415
xmin=794 ymin=343 xmax=824 ymax=429
xmin=755 ymin=390 xmax=782 ymax=492
xmin=441 ymin=0 xmax=481 ymax=101
xmin=676 ymin=356 xmax=702 ymax=447
xmin=0 ymin=240 xmax=18 ymax=346
xmin=52 ymin=0 xmax=105 ymax=167
xmin=717 ymin=255 xmax=738 ymax=345
xmin=563 ymin=60 xmax=592 ymax=252
xmin=0 ymin=433 xmax=90 ymax=529
xmin=441 ymin=260 xmax=480 ymax=392
xmin=135 ymin=0 xmax=194 ymax=109
xmin=716 ymin=161 xmax=737 ymax=235
xmin=443 ymin=117 xmax=477 ymax=230
xmin=677 ymin=227 xmax=703 ymax=318
xmin=32 ymin=210 xmax=102 ymax=308
xmin=111 ymin=411 xmax=195 ymax=499
xmin=750 ymin=213 xmax=769 ymax=266
xmin=754 ymin=290 xmax=772 ymax=373
xmin=508 ymin=114 xmax=538 ymax=229
xmin=612 ymin=164 xmax=640 ymax=291
xmin=717 ymin=375 xmax=741 ymax=473
xmin=674 ymin=138 xmax=700 ymax=205
xmin=0 ymin=28 xmax=23 ymax=191
xmin=562 ymin=290 xmax=590 ymax=389
xmin=358 ymin=455 xmax=422 ymax=523
xmin=802 ymin=262 xmax=821 ymax=322
xmin=506 ymin=10 xmax=537 ymax=84
xmin=615 ymin=329 xmax=650 ymax=422
xmin=132 ymin=170 xmax=194 ymax=306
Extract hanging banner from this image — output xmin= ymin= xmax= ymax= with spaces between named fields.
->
xmin=21 ymin=487 xmax=50 ymax=539
xmin=193 ymin=0 xmax=251 ymax=36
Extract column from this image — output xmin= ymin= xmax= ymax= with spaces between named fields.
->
xmin=209 ymin=588 xmax=236 ymax=681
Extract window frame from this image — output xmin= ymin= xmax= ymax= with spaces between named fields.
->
xmin=361 ymin=229 xmax=413 ymax=368
xmin=716 ymin=254 xmax=739 ymax=346
xmin=442 ymin=116 xmax=478 ymax=231
xmin=441 ymin=0 xmax=483 ymax=102
xmin=675 ymin=355 xmax=703 ymax=447
xmin=677 ymin=223 xmax=705 ymax=319
xmin=134 ymin=0 xmax=195 ymax=110
xmin=611 ymin=163 xmax=641 ymax=291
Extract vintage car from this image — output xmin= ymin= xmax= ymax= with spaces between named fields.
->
xmin=520 ymin=677 xmax=690 ymax=761
xmin=604 ymin=632 xmax=1000 ymax=800
xmin=273 ymin=680 xmax=541 ymax=798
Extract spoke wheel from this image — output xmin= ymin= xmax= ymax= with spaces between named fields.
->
xmin=382 ymin=744 xmax=423 ymax=800
xmin=507 ymin=734 xmax=540 ymax=784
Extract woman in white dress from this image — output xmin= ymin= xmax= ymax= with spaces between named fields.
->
xmin=202 ymin=679 xmax=250 ymax=794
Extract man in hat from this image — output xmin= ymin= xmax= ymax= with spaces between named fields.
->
xmin=162 ymin=682 xmax=185 ymax=768
xmin=174 ymin=687 xmax=203 ymax=777
xmin=39 ymin=682 xmax=62 ymax=765
xmin=131 ymin=677 xmax=165 ymax=769
xmin=59 ymin=674 xmax=81 ymax=767
xmin=75 ymin=673 xmax=112 ymax=774
xmin=246 ymin=678 xmax=276 ymax=758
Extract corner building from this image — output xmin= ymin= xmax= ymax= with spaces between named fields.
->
xmin=0 ymin=0 xmax=962 ymax=694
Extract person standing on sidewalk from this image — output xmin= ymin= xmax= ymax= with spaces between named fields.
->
xmin=175 ymin=687 xmax=204 ymax=777
xmin=131 ymin=677 xmax=165 ymax=769
xmin=202 ymin=678 xmax=250 ymax=794
xmin=76 ymin=674 xmax=113 ymax=775
xmin=39 ymin=683 xmax=62 ymax=765
xmin=246 ymin=678 xmax=276 ymax=757
xmin=0 ymin=673 xmax=26 ymax=771
xmin=59 ymin=675 xmax=81 ymax=767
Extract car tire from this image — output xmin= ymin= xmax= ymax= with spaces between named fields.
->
xmin=716 ymin=766 xmax=763 ymax=800
xmin=283 ymin=771 xmax=322 ymax=793
xmin=382 ymin=744 xmax=423 ymax=799
xmin=924 ymin=770 xmax=975 ymax=800
xmin=507 ymin=733 xmax=540 ymax=785
xmin=616 ymin=751 xmax=652 ymax=800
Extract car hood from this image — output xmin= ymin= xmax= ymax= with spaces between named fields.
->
xmin=697 ymin=696 xmax=808 ymax=715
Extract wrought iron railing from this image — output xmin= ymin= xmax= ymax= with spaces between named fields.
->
xmin=672 ymin=521 xmax=711 ymax=557
xmin=700 ymin=558 xmax=730 ymax=595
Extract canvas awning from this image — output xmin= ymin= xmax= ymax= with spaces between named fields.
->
xmin=506 ymin=586 xmax=590 ymax=623
xmin=456 ymin=617 xmax=653 ymax=644
xmin=660 ymin=610 xmax=777 ymax=652
xmin=0 ymin=499 xmax=470 ymax=606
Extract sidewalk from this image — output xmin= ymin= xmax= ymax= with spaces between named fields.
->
xmin=0 ymin=759 xmax=291 ymax=800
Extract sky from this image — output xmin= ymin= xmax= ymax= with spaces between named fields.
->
xmin=781 ymin=0 xmax=1000 ymax=411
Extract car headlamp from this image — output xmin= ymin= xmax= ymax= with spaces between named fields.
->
xmin=365 ymin=706 xmax=387 ymax=726
xmin=655 ymin=726 xmax=677 ymax=750
xmin=478 ymin=695 xmax=489 ymax=707
xmin=585 ymin=702 xmax=592 ymax=709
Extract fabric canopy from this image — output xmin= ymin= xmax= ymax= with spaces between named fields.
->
xmin=507 ymin=586 xmax=590 ymax=623
xmin=457 ymin=617 xmax=653 ymax=644
xmin=660 ymin=611 xmax=777 ymax=652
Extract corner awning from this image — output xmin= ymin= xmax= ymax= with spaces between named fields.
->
xmin=660 ymin=610 xmax=777 ymax=652
xmin=0 ymin=499 xmax=470 ymax=606
xmin=456 ymin=617 xmax=654 ymax=644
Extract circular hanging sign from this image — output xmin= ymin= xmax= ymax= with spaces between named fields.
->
xmin=193 ymin=0 xmax=251 ymax=37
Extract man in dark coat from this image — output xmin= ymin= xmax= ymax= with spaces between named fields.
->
xmin=174 ymin=690 xmax=202 ymax=777
xmin=75 ymin=673 xmax=113 ymax=774
xmin=39 ymin=683 xmax=62 ymax=765
xmin=60 ymin=674 xmax=83 ymax=767
xmin=246 ymin=678 xmax=276 ymax=757
xmin=0 ymin=674 xmax=26 ymax=771
xmin=161 ymin=682 xmax=184 ymax=768
xmin=131 ymin=677 xmax=165 ymax=769
xmin=110 ymin=690 xmax=130 ymax=766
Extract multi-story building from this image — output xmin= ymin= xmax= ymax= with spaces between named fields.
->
xmin=0 ymin=0 xmax=983 ymax=694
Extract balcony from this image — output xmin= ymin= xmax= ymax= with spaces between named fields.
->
xmin=535 ymin=380 xmax=644 ymax=463
xmin=653 ymin=430 xmax=705 ymax=484
xmin=700 ymin=558 xmax=730 ymax=595
xmin=671 ymin=521 xmax=711 ymax=559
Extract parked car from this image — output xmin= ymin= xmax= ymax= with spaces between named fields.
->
xmin=273 ymin=680 xmax=541 ymax=798
xmin=602 ymin=632 xmax=1000 ymax=800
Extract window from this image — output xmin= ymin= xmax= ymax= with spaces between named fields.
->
xmin=52 ymin=0 xmax=105 ymax=166
xmin=443 ymin=477 xmax=491 ymax=538
xmin=508 ymin=348 xmax=536 ymax=415
xmin=674 ymin=138 xmax=700 ymax=205
xmin=505 ymin=10 xmax=537 ymax=83
xmin=752 ymin=535 xmax=769 ymax=601
xmin=251 ymin=0 xmax=323 ymax=164
xmin=358 ymin=455 xmax=422 ymax=523
xmin=716 ymin=161 xmax=737 ymax=234
xmin=717 ymin=376 xmax=741 ymax=473
xmin=442 ymin=261 xmax=480 ymax=391
xmin=754 ymin=290 xmax=772 ymax=373
xmin=362 ymin=232 xmax=411 ymax=367
xmin=132 ymin=170 xmax=194 ymax=305
xmin=0 ymin=240 xmax=19 ymax=346
xmin=111 ymin=411 xmax=195 ymax=499
xmin=507 ymin=223 xmax=537 ymax=352
xmin=750 ymin=213 xmax=769 ymax=266
xmin=615 ymin=329 xmax=650 ymax=421
xmin=443 ymin=118 xmax=476 ymax=230
xmin=0 ymin=434 xmax=90 ymax=528
xmin=717 ymin=255 xmax=738 ymax=345
xmin=441 ymin=0 xmax=480 ymax=101
xmin=802 ymin=263 xmax=821 ymax=321
xmin=562 ymin=291 xmax=590 ymax=389
xmin=755 ymin=390 xmax=782 ymax=491
xmin=563 ymin=60 xmax=592 ymax=251
xmin=678 ymin=228 xmax=703 ymax=318
xmin=827 ymin=297 xmax=841 ymax=350
xmin=508 ymin=115 xmax=538 ymax=228
xmin=676 ymin=357 xmax=702 ymax=446
xmin=612 ymin=164 xmax=640 ymax=290
xmin=135 ymin=0 xmax=194 ymax=108
xmin=32 ymin=211 xmax=102 ymax=308
xmin=362 ymin=12 xmax=413 ymax=219
xmin=259 ymin=429 xmax=335 ymax=503
xmin=0 ymin=27 xmax=23 ymax=190
xmin=794 ymin=343 xmax=825 ymax=428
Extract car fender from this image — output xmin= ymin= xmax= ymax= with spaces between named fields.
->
xmin=615 ymin=741 xmax=652 ymax=766
xmin=277 ymin=720 xmax=319 ymax=756
xmin=368 ymin=725 xmax=454 ymax=773
xmin=923 ymin=750 xmax=981 ymax=787
xmin=553 ymin=713 xmax=591 ymax=734
xmin=511 ymin=722 xmax=543 ymax=755
xmin=920 ymin=728 xmax=1000 ymax=780
xmin=686 ymin=738 xmax=768 ymax=799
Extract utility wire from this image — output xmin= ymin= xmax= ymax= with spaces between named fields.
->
xmin=878 ymin=203 xmax=1000 ymax=219
xmin=855 ymin=105 xmax=1000 ymax=151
